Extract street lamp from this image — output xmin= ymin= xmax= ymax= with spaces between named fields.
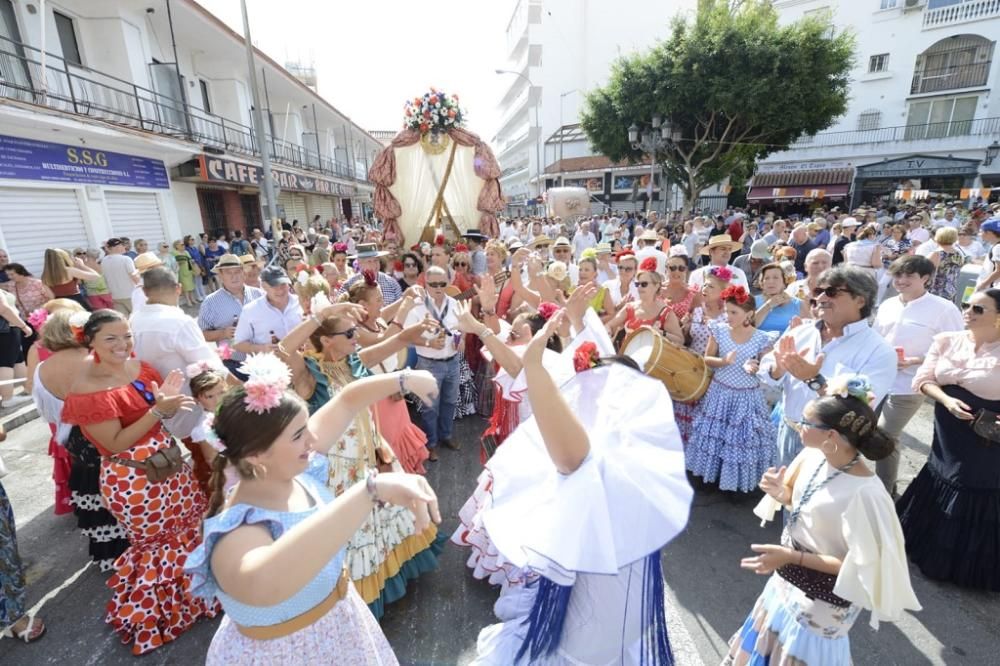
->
xmin=985 ymin=140 xmax=1000 ymax=167
xmin=496 ymin=68 xmax=543 ymax=208
xmin=629 ymin=115 xmax=682 ymax=215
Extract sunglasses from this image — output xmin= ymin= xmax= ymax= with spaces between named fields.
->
xmin=328 ymin=327 xmax=357 ymax=339
xmin=403 ymin=262 xmax=418 ymax=268
xmin=74 ymin=252 xmax=87 ymax=257
xmin=812 ymin=286 xmax=854 ymax=299
xmin=634 ymin=280 xmax=652 ymax=288
xmin=427 ymin=281 xmax=448 ymax=288
xmin=619 ymin=265 xmax=636 ymax=272
xmin=668 ymin=265 xmax=688 ymax=272
xmin=554 ymin=247 xmax=571 ymax=253
xmin=289 ymin=254 xmax=303 ymax=259
xmin=961 ymin=302 xmax=988 ymax=315
xmin=788 ymin=419 xmax=834 ymax=435
xmin=131 ymin=380 xmax=155 ymax=404
xmin=453 ymin=262 xmax=468 ymax=267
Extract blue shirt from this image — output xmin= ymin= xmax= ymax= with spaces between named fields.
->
xmin=198 ymin=285 xmax=264 ymax=361
xmin=755 ymin=294 xmax=804 ymax=336
xmin=339 ymin=271 xmax=402 ymax=304
xmin=759 ymin=318 xmax=897 ymax=422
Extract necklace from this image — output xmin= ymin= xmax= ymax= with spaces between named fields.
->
xmin=787 ymin=453 xmax=861 ymax=529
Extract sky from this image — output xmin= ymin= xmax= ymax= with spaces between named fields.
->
xmin=195 ymin=0 xmax=516 ymax=141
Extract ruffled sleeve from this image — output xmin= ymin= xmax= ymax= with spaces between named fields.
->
xmin=833 ymin=483 xmax=922 ymax=628
xmin=62 ymin=390 xmax=125 ymax=426
xmin=184 ymin=505 xmax=286 ymax=601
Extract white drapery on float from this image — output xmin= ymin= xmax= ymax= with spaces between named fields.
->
xmin=369 ymin=127 xmax=504 ymax=245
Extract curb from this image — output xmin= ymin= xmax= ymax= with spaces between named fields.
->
xmin=1 ymin=404 xmax=39 ymax=433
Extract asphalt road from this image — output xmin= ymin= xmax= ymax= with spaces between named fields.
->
xmin=1 ymin=404 xmax=998 ymax=665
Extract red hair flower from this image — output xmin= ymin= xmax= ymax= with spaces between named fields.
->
xmin=573 ymin=341 xmax=600 ymax=373
xmin=720 ymin=285 xmax=749 ymax=305
xmin=393 ymin=260 xmax=404 ymax=272
xmin=454 ymin=243 xmax=469 ymax=253
xmin=708 ymin=265 xmax=733 ymax=282
xmin=638 ymin=257 xmax=659 ymax=273
xmin=434 ymin=235 xmax=446 ymax=246
xmin=537 ymin=302 xmax=559 ymax=321
xmin=332 ymin=242 xmax=348 ymax=253
xmin=615 ymin=249 xmax=635 ymax=260
xmin=362 ymin=269 xmax=378 ymax=287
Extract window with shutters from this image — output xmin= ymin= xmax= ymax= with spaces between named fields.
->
xmin=857 ymin=110 xmax=882 ymax=131
xmin=869 ymin=54 xmax=890 ymax=73
xmin=912 ymin=35 xmax=993 ymax=95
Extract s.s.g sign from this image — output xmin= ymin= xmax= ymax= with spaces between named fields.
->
xmin=199 ymin=155 xmax=353 ymax=196
xmin=0 ymin=134 xmax=169 ymax=188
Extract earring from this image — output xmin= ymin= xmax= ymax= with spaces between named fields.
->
xmin=92 ymin=351 xmax=101 ymax=364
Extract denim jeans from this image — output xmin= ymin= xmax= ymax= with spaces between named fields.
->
xmin=416 ymin=354 xmax=460 ymax=447
xmin=775 ymin=417 xmax=803 ymax=469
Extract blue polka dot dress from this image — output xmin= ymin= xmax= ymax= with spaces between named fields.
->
xmin=687 ymin=322 xmax=778 ymax=492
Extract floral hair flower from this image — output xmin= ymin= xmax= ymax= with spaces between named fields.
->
xmin=537 ymin=302 xmax=559 ymax=322
xmin=615 ymin=249 xmax=635 ymax=260
xmin=454 ymin=243 xmax=469 ymax=253
xmin=580 ymin=247 xmax=597 ymax=261
xmin=216 ymin=341 xmax=233 ymax=361
xmin=434 ymin=235 xmax=446 ymax=247
xmin=332 ymin=242 xmax=348 ymax=253
xmin=708 ymin=265 xmax=734 ymax=282
xmin=827 ymin=374 xmax=876 ymax=405
xmin=638 ymin=257 xmax=659 ymax=273
xmin=573 ymin=341 xmax=600 ymax=373
xmin=185 ymin=360 xmax=220 ymax=379
xmin=69 ymin=311 xmax=90 ymax=345
xmin=239 ymin=353 xmax=292 ymax=414
xmin=362 ymin=269 xmax=378 ymax=287
xmin=720 ymin=285 xmax=750 ymax=305
xmin=393 ymin=260 xmax=404 ymax=272
xmin=27 ymin=308 xmax=48 ymax=330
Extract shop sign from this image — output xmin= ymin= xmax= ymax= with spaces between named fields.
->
xmin=199 ymin=155 xmax=351 ymax=196
xmin=757 ymin=161 xmax=851 ymax=173
xmin=0 ymin=134 xmax=169 ymax=189
xmin=857 ymin=155 xmax=979 ymax=179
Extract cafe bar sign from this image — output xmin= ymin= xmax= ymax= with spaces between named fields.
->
xmin=198 ymin=155 xmax=352 ymax=196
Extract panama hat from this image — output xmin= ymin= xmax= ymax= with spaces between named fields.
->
xmin=552 ymin=236 xmax=572 ymax=247
xmin=349 ymin=243 xmax=389 ymax=259
xmin=699 ymin=234 xmax=742 ymax=255
xmin=134 ymin=252 xmax=164 ymax=274
xmin=527 ymin=235 xmax=552 ymax=249
xmin=638 ymin=229 xmax=659 ymax=242
xmin=211 ymin=253 xmax=243 ymax=273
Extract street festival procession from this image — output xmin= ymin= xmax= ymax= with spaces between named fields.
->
xmin=0 ymin=0 xmax=998 ymax=664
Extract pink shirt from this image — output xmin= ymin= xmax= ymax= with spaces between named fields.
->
xmin=913 ymin=331 xmax=1000 ymax=400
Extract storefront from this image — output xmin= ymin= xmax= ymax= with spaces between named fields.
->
xmin=173 ymin=155 xmax=350 ymax=235
xmin=0 ymin=133 xmax=173 ymax=274
xmin=852 ymin=154 xmax=981 ymax=208
xmin=747 ymin=163 xmax=854 ymax=214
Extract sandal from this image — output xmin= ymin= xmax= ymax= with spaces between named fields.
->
xmin=3 ymin=615 xmax=46 ymax=643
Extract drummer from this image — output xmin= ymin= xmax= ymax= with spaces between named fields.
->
xmin=606 ymin=257 xmax=684 ymax=346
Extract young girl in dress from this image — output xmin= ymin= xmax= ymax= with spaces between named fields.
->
xmin=725 ymin=376 xmax=920 ymax=665
xmin=187 ymin=366 xmax=236 ymax=493
xmin=687 ymin=286 xmax=777 ymax=493
xmin=185 ymin=358 xmax=441 ymax=665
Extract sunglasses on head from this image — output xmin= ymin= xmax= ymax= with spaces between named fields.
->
xmin=427 ymin=281 xmax=448 ymax=288
xmin=812 ymin=286 xmax=853 ymax=299
xmin=328 ymin=327 xmax=357 ymax=339
xmin=961 ymin=302 xmax=988 ymax=315
xmin=634 ymin=280 xmax=652 ymax=288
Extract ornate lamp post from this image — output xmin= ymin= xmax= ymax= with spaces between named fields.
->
xmin=628 ymin=115 xmax=681 ymax=214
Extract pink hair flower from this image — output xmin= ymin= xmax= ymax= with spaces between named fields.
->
xmin=239 ymin=353 xmax=292 ymax=414
xmin=708 ymin=265 xmax=734 ymax=282
xmin=27 ymin=308 xmax=48 ymax=330
xmin=537 ymin=302 xmax=559 ymax=322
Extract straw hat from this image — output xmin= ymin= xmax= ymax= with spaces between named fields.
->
xmin=553 ymin=236 xmax=572 ymax=247
xmin=211 ymin=253 xmax=243 ymax=273
xmin=527 ymin=235 xmax=553 ymax=249
xmin=699 ymin=234 xmax=742 ymax=255
xmin=134 ymin=252 xmax=164 ymax=274
xmin=638 ymin=229 xmax=659 ymax=242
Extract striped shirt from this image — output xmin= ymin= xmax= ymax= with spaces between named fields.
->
xmin=339 ymin=271 xmax=402 ymax=304
xmin=197 ymin=285 xmax=264 ymax=361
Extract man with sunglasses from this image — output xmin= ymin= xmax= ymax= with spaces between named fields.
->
xmin=551 ymin=237 xmax=579 ymax=286
xmin=759 ymin=266 xmax=897 ymax=469
xmin=872 ymin=255 xmax=963 ymax=496
xmin=404 ymin=266 xmax=462 ymax=461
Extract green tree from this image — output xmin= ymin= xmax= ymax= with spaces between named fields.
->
xmin=580 ymin=0 xmax=854 ymax=214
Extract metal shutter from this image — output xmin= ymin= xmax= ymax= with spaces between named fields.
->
xmin=305 ymin=196 xmax=336 ymax=226
xmin=105 ymin=191 xmax=166 ymax=246
xmin=279 ymin=193 xmax=307 ymax=226
xmin=0 ymin=187 xmax=89 ymax=275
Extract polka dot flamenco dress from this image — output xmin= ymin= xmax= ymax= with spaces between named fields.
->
xmin=63 ymin=362 xmax=219 ymax=655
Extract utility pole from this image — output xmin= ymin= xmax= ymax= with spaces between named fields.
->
xmin=240 ymin=0 xmax=278 ymax=227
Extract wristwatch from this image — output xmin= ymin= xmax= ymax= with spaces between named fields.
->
xmin=806 ymin=373 xmax=827 ymax=393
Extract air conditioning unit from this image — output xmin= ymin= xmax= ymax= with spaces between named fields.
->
xmin=904 ymin=0 xmax=925 ymax=10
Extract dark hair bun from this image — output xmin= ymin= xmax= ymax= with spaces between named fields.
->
xmin=856 ymin=425 xmax=896 ymax=462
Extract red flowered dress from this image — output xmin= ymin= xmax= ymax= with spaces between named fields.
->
xmin=62 ymin=362 xmax=219 ymax=655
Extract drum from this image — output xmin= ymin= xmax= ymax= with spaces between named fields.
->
xmin=621 ymin=326 xmax=712 ymax=404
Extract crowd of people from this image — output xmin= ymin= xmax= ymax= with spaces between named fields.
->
xmin=0 ymin=198 xmax=997 ymax=664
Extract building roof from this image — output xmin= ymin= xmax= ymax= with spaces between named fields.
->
xmin=544 ymin=155 xmax=652 ymax=175
xmin=751 ymin=168 xmax=855 ymax=187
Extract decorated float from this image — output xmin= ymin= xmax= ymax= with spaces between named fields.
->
xmin=369 ymin=89 xmax=504 ymax=245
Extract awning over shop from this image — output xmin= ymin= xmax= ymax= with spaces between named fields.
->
xmin=747 ymin=184 xmax=850 ymax=201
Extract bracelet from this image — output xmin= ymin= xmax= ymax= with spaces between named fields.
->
xmin=366 ymin=469 xmax=386 ymax=508
xmin=798 ymin=550 xmax=804 ymax=567
xmin=477 ymin=327 xmax=495 ymax=341
xmin=398 ymin=368 xmax=410 ymax=395
xmin=480 ymin=308 xmax=497 ymax=317
xmin=150 ymin=406 xmax=166 ymax=420
xmin=311 ymin=313 xmax=324 ymax=327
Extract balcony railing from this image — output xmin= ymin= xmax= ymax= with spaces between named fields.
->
xmin=792 ymin=116 xmax=1000 ymax=148
xmin=924 ymin=0 xmax=1000 ymax=29
xmin=911 ymin=61 xmax=991 ymax=94
xmin=0 ymin=35 xmax=364 ymax=182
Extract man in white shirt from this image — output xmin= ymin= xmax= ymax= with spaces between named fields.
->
xmin=234 ymin=266 xmax=302 ymax=355
xmin=872 ymin=255 xmax=964 ymax=496
xmin=499 ymin=219 xmax=519 ymax=243
xmin=572 ymin=221 xmax=598 ymax=258
xmin=551 ymin=236 xmax=579 ymax=286
xmin=908 ymin=216 xmax=931 ymax=245
xmin=634 ymin=229 xmax=669 ymax=275
xmin=405 ymin=266 xmax=461 ymax=460
xmin=933 ymin=208 xmax=960 ymax=229
xmin=759 ymin=266 xmax=897 ymax=468
xmin=785 ymin=248 xmax=832 ymax=299
xmin=131 ymin=266 xmax=227 ymax=442
xmin=689 ymin=235 xmax=749 ymax=289
xmin=976 ymin=218 xmax=1000 ymax=291
xmin=130 ymin=252 xmax=163 ymax=313
xmin=101 ymin=237 xmax=140 ymax=315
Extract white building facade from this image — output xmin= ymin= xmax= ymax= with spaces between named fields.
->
xmin=495 ymin=0 xmax=712 ymax=216
xmin=0 ymin=0 xmax=380 ymax=274
xmin=754 ymin=0 xmax=1000 ymax=211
